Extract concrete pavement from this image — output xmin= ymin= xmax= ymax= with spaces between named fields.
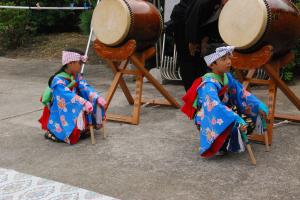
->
xmin=0 ymin=57 xmax=299 ymax=200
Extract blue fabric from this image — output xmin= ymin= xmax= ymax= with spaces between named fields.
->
xmin=195 ymin=72 xmax=266 ymax=155
xmin=236 ymin=116 xmax=246 ymax=126
xmin=47 ymin=74 xmax=104 ymax=142
xmin=259 ymin=102 xmax=269 ymax=116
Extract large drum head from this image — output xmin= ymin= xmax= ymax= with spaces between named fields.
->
xmin=91 ymin=0 xmax=131 ymax=46
xmin=218 ymin=0 xmax=268 ymax=49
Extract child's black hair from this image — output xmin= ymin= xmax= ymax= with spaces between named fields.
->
xmin=48 ymin=48 xmax=85 ymax=87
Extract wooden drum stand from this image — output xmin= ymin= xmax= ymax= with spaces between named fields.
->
xmin=232 ymin=46 xmax=300 ymax=145
xmin=93 ymin=39 xmax=180 ymax=125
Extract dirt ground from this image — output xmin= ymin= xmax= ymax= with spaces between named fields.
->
xmin=3 ymin=33 xmax=102 ymax=64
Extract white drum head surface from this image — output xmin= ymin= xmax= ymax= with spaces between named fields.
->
xmin=91 ymin=0 xmax=131 ymax=46
xmin=218 ymin=0 xmax=268 ymax=49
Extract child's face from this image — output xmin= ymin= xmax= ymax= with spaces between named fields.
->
xmin=68 ymin=61 xmax=83 ymax=74
xmin=210 ymin=54 xmax=232 ymax=74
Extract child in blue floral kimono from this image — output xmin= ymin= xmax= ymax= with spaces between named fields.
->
xmin=39 ymin=49 xmax=106 ymax=144
xmin=182 ymin=44 xmax=268 ymax=157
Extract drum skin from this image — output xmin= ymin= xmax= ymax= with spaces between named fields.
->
xmin=220 ymin=0 xmax=300 ymax=56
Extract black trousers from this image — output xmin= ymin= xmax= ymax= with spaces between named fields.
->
xmin=173 ymin=22 xmax=207 ymax=91
xmin=178 ymin=54 xmax=207 ymax=91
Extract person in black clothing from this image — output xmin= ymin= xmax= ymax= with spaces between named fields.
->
xmin=169 ymin=0 xmax=229 ymax=91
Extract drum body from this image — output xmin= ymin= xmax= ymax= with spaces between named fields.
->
xmin=91 ymin=0 xmax=163 ymax=51
xmin=219 ymin=0 xmax=300 ymax=56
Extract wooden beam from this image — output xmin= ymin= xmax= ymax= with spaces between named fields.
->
xmin=141 ymin=98 xmax=173 ymax=106
xmin=106 ymin=114 xmax=134 ymax=124
xmin=130 ymin=54 xmax=180 ymax=108
xmin=248 ymin=134 xmax=266 ymax=144
xmin=263 ymin=63 xmax=300 ymax=110
xmin=243 ymin=69 xmax=256 ymax=89
xmin=107 ymin=60 xmax=135 ymax=105
xmin=275 ymin=113 xmax=300 ymax=123
xmin=131 ymin=75 xmax=144 ymax=125
xmin=248 ymin=79 xmax=271 ymax=85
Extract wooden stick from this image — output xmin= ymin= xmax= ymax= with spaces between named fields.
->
xmin=246 ymin=144 xmax=257 ymax=165
xmin=264 ymin=131 xmax=270 ymax=152
xmin=241 ymin=132 xmax=257 ymax=165
xmin=102 ymin=120 xmax=107 ymax=139
xmin=90 ymin=125 xmax=96 ymax=145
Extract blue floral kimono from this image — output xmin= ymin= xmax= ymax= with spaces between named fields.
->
xmin=194 ymin=73 xmax=268 ymax=157
xmin=39 ymin=72 xmax=105 ymax=144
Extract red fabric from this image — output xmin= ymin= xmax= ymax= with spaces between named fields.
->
xmin=39 ymin=105 xmax=85 ymax=145
xmin=181 ymin=77 xmax=202 ymax=119
xmin=39 ymin=106 xmax=50 ymax=131
xmin=39 ymin=78 xmax=84 ymax=145
xmin=218 ymin=85 xmax=228 ymax=97
xmin=69 ymin=114 xmax=89 ymax=145
xmin=69 ymin=126 xmax=81 ymax=145
xmin=181 ymin=78 xmax=228 ymax=120
xmin=201 ymin=124 xmax=233 ymax=158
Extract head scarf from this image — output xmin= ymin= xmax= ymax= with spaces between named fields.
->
xmin=62 ymin=51 xmax=88 ymax=66
xmin=204 ymin=46 xmax=234 ymax=66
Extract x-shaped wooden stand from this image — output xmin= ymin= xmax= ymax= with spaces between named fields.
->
xmin=93 ymin=40 xmax=180 ymax=125
xmin=232 ymin=46 xmax=300 ymax=145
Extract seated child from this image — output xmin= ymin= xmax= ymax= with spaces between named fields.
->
xmin=39 ymin=49 xmax=106 ymax=144
xmin=181 ymin=44 xmax=268 ymax=157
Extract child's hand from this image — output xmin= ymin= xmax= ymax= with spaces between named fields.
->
xmin=259 ymin=110 xmax=267 ymax=119
xmin=259 ymin=102 xmax=269 ymax=120
xmin=236 ymin=116 xmax=247 ymax=133
xmin=84 ymin=101 xmax=93 ymax=113
xmin=97 ymin=97 xmax=107 ymax=107
xmin=240 ymin=125 xmax=247 ymax=133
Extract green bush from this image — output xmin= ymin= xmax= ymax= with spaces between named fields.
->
xmin=79 ymin=10 xmax=93 ymax=35
xmin=0 ymin=2 xmax=36 ymax=50
xmin=281 ymin=0 xmax=300 ymax=82
xmin=28 ymin=0 xmax=82 ymax=33
xmin=79 ymin=0 xmax=98 ymax=35
xmin=1 ymin=0 xmax=87 ymax=34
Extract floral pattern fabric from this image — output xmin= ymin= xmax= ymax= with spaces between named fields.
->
xmin=195 ymin=73 xmax=266 ymax=156
xmin=47 ymin=74 xmax=105 ymax=143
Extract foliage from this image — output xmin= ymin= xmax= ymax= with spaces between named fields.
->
xmin=79 ymin=10 xmax=93 ymax=35
xmin=1 ymin=1 xmax=89 ymax=34
xmin=0 ymin=2 xmax=36 ymax=50
xmin=79 ymin=0 xmax=98 ymax=35
xmin=281 ymin=0 xmax=300 ymax=82
xmin=0 ymin=0 xmax=93 ymax=52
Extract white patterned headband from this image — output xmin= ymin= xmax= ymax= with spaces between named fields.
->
xmin=204 ymin=46 xmax=235 ymax=66
xmin=62 ymin=51 xmax=88 ymax=66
